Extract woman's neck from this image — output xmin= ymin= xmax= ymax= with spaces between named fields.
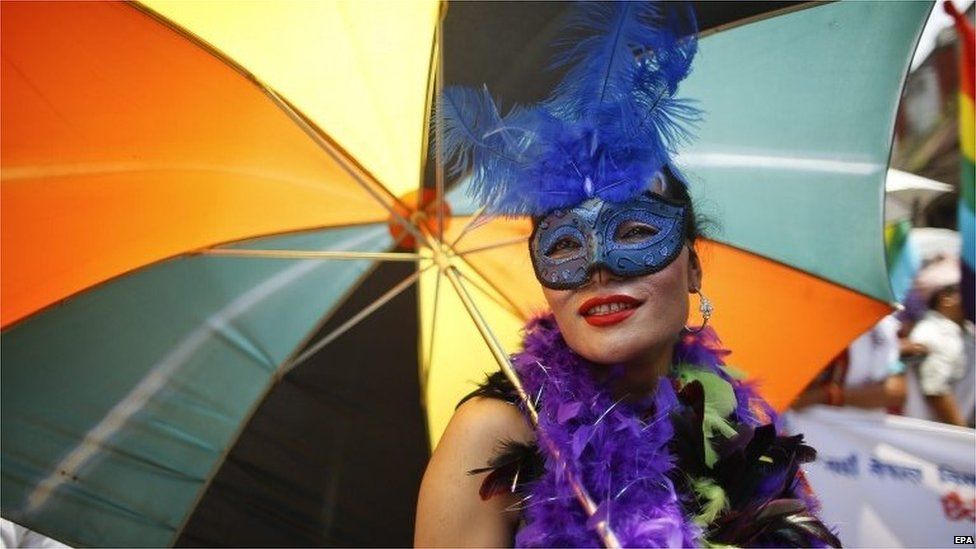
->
xmin=606 ymin=340 xmax=676 ymax=401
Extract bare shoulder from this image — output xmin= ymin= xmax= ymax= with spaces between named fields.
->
xmin=450 ymin=396 xmax=536 ymax=448
xmin=424 ymin=396 xmax=535 ymax=490
xmin=415 ymin=397 xmax=535 ymax=547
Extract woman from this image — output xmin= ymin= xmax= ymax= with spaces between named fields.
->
xmin=416 ymin=2 xmax=838 ymax=546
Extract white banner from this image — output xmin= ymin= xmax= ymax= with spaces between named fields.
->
xmin=787 ymin=406 xmax=976 ymax=548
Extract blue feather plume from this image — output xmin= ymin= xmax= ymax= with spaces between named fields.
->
xmin=432 ymin=1 xmax=701 ymax=217
xmin=547 ymin=2 xmax=664 ymax=117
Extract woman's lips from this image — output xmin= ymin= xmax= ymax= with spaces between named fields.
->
xmin=578 ymin=294 xmax=643 ymax=327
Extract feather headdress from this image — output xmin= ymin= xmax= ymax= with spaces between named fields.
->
xmin=434 ymin=1 xmax=701 ymax=217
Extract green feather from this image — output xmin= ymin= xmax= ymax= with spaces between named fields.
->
xmin=674 ymin=364 xmax=740 ymax=467
xmin=691 ymin=476 xmax=730 ymax=526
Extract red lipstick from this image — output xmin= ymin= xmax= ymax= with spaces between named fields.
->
xmin=578 ymin=294 xmax=643 ymax=327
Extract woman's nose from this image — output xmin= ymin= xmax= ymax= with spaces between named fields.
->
xmin=590 ymin=266 xmax=620 ymax=286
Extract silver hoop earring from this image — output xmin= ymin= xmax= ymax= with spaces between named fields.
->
xmin=684 ymin=289 xmax=713 ymax=335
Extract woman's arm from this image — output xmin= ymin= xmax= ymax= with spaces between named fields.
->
xmin=925 ymin=393 xmax=967 ymax=426
xmin=415 ymin=397 xmax=535 ymax=547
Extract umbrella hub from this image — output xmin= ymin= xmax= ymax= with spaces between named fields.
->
xmin=388 ymin=188 xmax=452 ymax=250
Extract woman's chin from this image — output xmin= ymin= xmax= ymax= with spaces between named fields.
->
xmin=568 ymin=320 xmax=679 ymax=366
xmin=574 ymin=339 xmax=652 ymax=366
xmin=581 ymin=351 xmax=639 ymax=366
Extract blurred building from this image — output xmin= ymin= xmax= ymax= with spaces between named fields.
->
xmin=892 ymin=2 xmax=975 ymax=228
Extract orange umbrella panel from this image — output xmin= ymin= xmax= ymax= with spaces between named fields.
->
xmin=1 ymin=1 xmax=396 ymax=328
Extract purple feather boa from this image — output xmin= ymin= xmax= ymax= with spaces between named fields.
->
xmin=509 ymin=314 xmax=780 ymax=548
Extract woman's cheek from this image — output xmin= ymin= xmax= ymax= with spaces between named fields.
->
xmin=539 ymin=254 xmax=694 ymax=366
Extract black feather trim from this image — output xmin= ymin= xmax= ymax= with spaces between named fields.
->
xmin=457 ymin=371 xmax=519 ymax=408
xmin=468 ymin=440 xmax=543 ymax=501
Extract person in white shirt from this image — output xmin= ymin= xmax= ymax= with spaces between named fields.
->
xmin=904 ymin=282 xmax=976 ymax=426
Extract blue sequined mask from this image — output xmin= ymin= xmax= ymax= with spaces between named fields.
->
xmin=530 ymin=193 xmax=687 ymax=289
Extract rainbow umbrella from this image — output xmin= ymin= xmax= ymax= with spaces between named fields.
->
xmin=1 ymin=1 xmax=928 ymax=546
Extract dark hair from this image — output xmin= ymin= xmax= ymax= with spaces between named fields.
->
xmin=661 ymin=167 xmax=705 ymax=245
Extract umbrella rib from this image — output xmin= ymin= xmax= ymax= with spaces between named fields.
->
xmin=281 ymin=262 xmax=434 ymax=375
xmin=443 ymin=268 xmax=621 ymax=548
xmin=453 ymin=235 xmax=529 ymax=258
xmin=420 ymin=266 xmax=443 ymax=401
xmin=453 ymin=268 xmax=525 ymax=320
xmin=200 ymin=249 xmax=422 ymax=262
xmin=261 ymin=86 xmax=433 ymax=250
xmin=697 ymin=2 xmax=821 ymax=39
xmin=434 ymin=9 xmax=447 ymax=244
xmin=447 ymin=206 xmax=488 ymax=249
xmin=449 ymin=253 xmax=528 ymax=319
xmin=443 ymin=268 xmax=532 ymax=418
xmin=273 ymin=261 xmax=387 ymax=376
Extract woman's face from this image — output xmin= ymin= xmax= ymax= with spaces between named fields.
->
xmin=937 ymin=286 xmax=964 ymax=323
xmin=541 ymin=246 xmax=702 ymax=366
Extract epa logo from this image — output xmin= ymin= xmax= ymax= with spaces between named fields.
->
xmin=954 ymin=535 xmax=975 ymax=544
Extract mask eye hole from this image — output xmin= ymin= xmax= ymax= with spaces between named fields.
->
xmin=545 ymin=237 xmax=582 ymax=258
xmin=616 ymin=221 xmax=659 ymax=243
